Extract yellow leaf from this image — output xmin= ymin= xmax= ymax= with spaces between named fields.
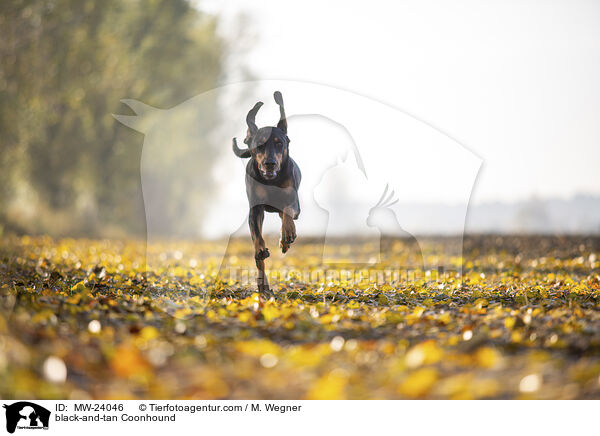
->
xmin=110 ymin=344 xmax=150 ymax=378
xmin=405 ymin=340 xmax=442 ymax=368
xmin=398 ymin=368 xmax=438 ymax=398
xmin=306 ymin=372 xmax=347 ymax=400
xmin=475 ymin=347 xmax=501 ymax=369
xmin=235 ymin=339 xmax=281 ymax=357
xmin=438 ymin=312 xmax=451 ymax=325
xmin=474 ymin=298 xmax=488 ymax=309
xmin=70 ymin=280 xmax=87 ymax=292
xmin=237 ymin=311 xmax=252 ymax=323
xmin=262 ymin=304 xmax=281 ymax=322
xmin=139 ymin=326 xmax=159 ymax=341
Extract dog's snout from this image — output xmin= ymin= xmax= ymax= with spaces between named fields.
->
xmin=264 ymin=159 xmax=277 ymax=169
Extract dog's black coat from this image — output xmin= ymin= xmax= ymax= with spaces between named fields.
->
xmin=232 ymin=92 xmax=301 ymax=294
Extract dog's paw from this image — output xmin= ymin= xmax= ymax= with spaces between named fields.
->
xmin=280 ymin=233 xmax=295 ymax=253
xmin=258 ymin=283 xmax=274 ymax=298
xmin=280 ymin=221 xmax=296 ymax=254
xmin=279 ymin=238 xmax=289 ymax=254
xmin=255 ymin=247 xmax=270 ymax=261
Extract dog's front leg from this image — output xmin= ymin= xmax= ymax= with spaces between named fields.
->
xmin=249 ymin=205 xmax=270 ymax=294
xmin=250 ymin=205 xmax=269 ymax=260
xmin=279 ymin=206 xmax=297 ymax=254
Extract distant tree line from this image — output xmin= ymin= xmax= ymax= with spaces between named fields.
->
xmin=0 ymin=0 xmax=230 ymax=237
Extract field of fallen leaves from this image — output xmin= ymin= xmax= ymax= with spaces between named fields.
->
xmin=1 ymin=234 xmax=599 ymax=399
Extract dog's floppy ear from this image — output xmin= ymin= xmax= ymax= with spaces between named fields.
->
xmin=244 ymin=101 xmax=263 ymax=145
xmin=232 ymin=138 xmax=251 ymax=158
xmin=274 ymin=91 xmax=287 ymax=134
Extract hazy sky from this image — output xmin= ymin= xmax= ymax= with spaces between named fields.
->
xmin=201 ymin=0 xmax=600 ymax=205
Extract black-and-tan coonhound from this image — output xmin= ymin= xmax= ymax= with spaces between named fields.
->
xmin=232 ymin=91 xmax=301 ymax=294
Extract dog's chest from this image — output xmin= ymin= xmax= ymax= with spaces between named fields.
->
xmin=246 ymin=173 xmax=296 ymax=209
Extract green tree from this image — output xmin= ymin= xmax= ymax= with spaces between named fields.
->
xmin=0 ymin=0 xmax=228 ymax=236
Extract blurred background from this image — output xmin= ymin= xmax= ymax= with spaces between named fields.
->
xmin=1 ymin=0 xmax=599 ymax=238
xmin=0 ymin=0 xmax=245 ymax=237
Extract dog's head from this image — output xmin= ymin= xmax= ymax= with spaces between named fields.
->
xmin=248 ymin=125 xmax=289 ymax=180
xmin=233 ymin=91 xmax=290 ymax=180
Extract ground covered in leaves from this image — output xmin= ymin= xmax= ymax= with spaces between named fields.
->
xmin=1 ymin=235 xmax=599 ymax=399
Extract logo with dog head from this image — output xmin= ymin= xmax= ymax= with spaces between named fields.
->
xmin=3 ymin=402 xmax=50 ymax=433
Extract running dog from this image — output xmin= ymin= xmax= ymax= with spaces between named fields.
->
xmin=232 ymin=91 xmax=301 ymax=294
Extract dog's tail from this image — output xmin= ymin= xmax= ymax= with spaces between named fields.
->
xmin=232 ymin=137 xmax=251 ymax=158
